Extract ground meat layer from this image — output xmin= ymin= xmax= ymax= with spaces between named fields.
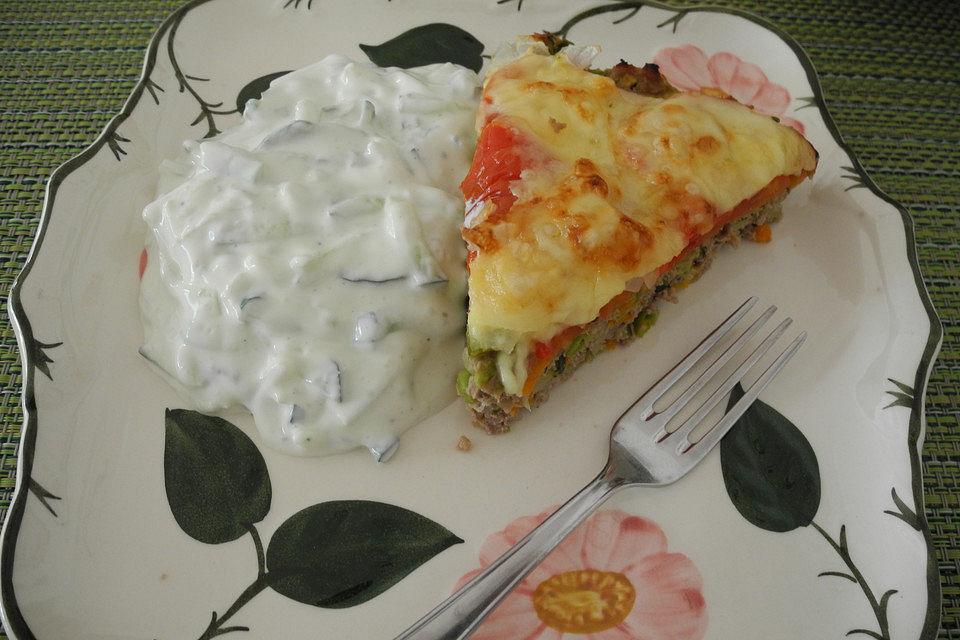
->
xmin=461 ymin=193 xmax=787 ymax=434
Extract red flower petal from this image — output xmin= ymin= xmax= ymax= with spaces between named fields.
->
xmin=653 ymin=45 xmax=713 ymax=92
xmin=456 ymin=510 xmax=707 ymax=640
xmin=778 ymin=116 xmax=806 ymax=135
xmin=580 ymin=510 xmax=668 ymax=571
xmin=654 ymin=45 xmax=803 ymax=135
xmin=749 ymin=82 xmax=791 ymax=117
xmin=619 ymin=552 xmax=707 ymax=640
xmin=707 ymin=52 xmax=769 ymax=106
xmin=478 ymin=512 xmax=545 ymax=566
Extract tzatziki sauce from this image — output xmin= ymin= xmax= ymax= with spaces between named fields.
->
xmin=139 ymin=55 xmax=480 ymax=458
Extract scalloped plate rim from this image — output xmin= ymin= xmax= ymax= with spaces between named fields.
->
xmin=0 ymin=1 xmax=943 ymax=638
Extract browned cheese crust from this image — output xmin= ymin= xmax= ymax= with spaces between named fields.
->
xmin=463 ymin=193 xmax=787 ymax=433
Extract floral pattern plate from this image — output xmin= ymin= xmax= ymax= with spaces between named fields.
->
xmin=1 ymin=1 xmax=942 ymax=639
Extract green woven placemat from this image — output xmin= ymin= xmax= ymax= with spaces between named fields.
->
xmin=1 ymin=0 xmax=957 ymax=637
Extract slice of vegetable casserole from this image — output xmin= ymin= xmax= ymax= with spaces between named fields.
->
xmin=457 ymin=36 xmax=817 ymax=433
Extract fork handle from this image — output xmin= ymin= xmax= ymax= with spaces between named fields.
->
xmin=391 ymin=465 xmax=626 ymax=640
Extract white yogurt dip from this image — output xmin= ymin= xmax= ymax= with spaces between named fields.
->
xmin=139 ymin=55 xmax=480 ymax=458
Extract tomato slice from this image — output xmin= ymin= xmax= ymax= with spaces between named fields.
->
xmin=460 ymin=122 xmax=528 ymax=216
xmin=657 ymin=171 xmax=811 ymax=275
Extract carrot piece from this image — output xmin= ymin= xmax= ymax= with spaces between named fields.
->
xmin=522 ymin=356 xmax=552 ymax=396
xmin=753 ymin=224 xmax=772 ymax=243
xmin=598 ymin=290 xmax=635 ymax=319
xmin=520 ymin=326 xmax=590 ymax=396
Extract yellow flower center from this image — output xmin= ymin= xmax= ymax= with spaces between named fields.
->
xmin=532 ymin=569 xmax=636 ymax=634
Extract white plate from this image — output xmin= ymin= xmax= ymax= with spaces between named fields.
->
xmin=2 ymin=1 xmax=942 ymax=639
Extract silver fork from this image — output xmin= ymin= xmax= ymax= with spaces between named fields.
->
xmin=393 ymin=296 xmax=805 ymax=640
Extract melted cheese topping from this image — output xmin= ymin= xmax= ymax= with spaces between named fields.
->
xmin=463 ymin=50 xmax=817 ymax=363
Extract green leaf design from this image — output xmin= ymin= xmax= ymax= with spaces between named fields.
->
xmin=164 ymin=409 xmax=272 ymax=544
xmin=28 ymin=479 xmax=61 ymax=517
xmin=883 ymin=377 xmax=914 ymax=409
xmin=818 ymin=570 xmax=857 ymax=582
xmin=28 ymin=337 xmax=62 ymax=380
xmin=721 ymin=383 xmax=821 ymax=532
xmin=266 ymin=500 xmax=462 ymax=608
xmin=813 ymin=522 xmax=896 ymax=640
xmin=360 ymin=24 xmax=484 ymax=72
xmin=235 ymin=71 xmax=291 ymax=114
xmin=840 ymin=165 xmax=868 ymax=191
xmin=884 ymin=487 xmax=921 ymax=530
xmin=145 ymin=77 xmax=164 ymax=105
xmin=557 ymin=3 xmax=644 ymax=37
xmin=167 ymin=9 xmax=237 ymax=138
xmin=107 ymin=131 xmax=130 ymax=161
xmin=657 ymin=9 xmax=689 ymax=33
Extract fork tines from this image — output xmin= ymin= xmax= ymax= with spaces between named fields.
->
xmin=640 ymin=296 xmax=806 ymax=451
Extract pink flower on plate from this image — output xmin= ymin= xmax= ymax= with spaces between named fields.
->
xmin=456 ymin=509 xmax=707 ymax=640
xmin=654 ymin=44 xmax=805 ymax=135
